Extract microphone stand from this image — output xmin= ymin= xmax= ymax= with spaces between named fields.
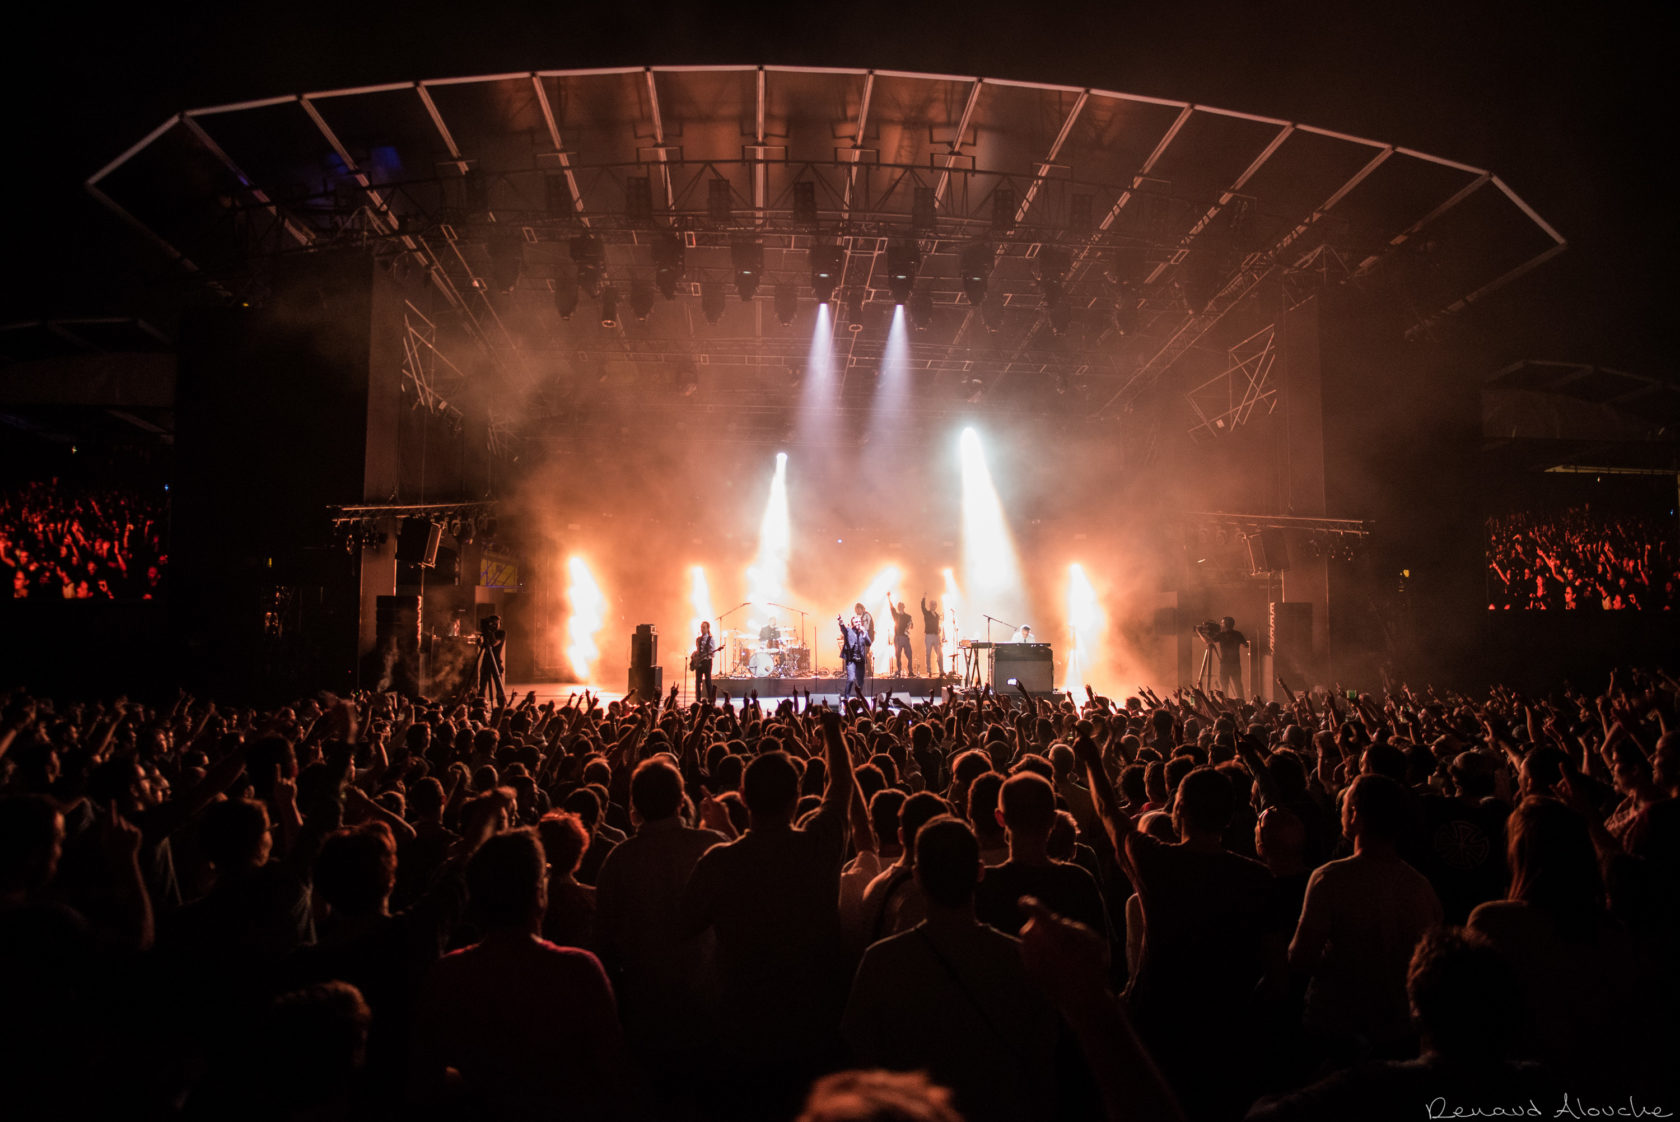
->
xmin=979 ymin=614 xmax=1018 ymax=692
xmin=716 ymin=603 xmax=755 ymax=678
xmin=766 ymin=602 xmax=809 ymax=676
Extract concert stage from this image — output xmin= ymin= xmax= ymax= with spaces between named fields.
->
xmin=710 ymin=674 xmax=956 ymax=700
xmin=509 ymin=676 xmax=958 ymax=707
xmin=512 ymin=675 xmax=1070 ymax=709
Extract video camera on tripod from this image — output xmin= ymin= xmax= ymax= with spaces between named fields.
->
xmin=1194 ymin=619 xmax=1222 ymax=643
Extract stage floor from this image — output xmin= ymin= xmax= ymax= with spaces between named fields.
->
xmin=509 ymin=673 xmax=962 ymax=708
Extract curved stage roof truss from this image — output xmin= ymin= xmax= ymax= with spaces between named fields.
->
xmin=89 ymin=66 xmax=1565 ymax=436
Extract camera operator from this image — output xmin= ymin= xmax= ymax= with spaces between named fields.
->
xmin=476 ymin=613 xmax=507 ymax=705
xmin=1203 ymin=615 xmax=1249 ymax=698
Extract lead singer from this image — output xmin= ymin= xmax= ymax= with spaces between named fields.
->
xmin=837 ymin=613 xmax=872 ymax=701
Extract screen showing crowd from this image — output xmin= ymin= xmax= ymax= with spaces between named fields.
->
xmin=1486 ymin=503 xmax=1678 ymax=610
xmin=1 ymin=480 xmax=168 ymax=600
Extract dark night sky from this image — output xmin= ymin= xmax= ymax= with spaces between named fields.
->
xmin=6 ymin=0 xmax=1673 ymax=376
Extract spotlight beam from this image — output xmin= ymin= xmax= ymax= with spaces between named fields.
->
xmin=959 ymin=427 xmax=1025 ymax=630
xmin=747 ymin=453 xmax=791 ymax=631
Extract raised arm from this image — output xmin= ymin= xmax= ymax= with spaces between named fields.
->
xmin=820 ymin=709 xmax=856 ymax=818
xmin=1073 ymin=730 xmax=1134 ymax=859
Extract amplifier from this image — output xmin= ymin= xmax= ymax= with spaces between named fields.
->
xmin=627 ymin=664 xmax=663 ymax=699
xmin=991 ymin=643 xmax=1053 ymax=693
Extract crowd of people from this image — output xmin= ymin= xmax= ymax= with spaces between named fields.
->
xmin=0 ymin=480 xmax=167 ymax=600
xmin=2 ymin=666 xmax=1677 ymax=1121
xmin=1487 ymin=506 xmax=1678 ymax=610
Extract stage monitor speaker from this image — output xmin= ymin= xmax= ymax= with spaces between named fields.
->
xmin=1269 ymin=601 xmax=1313 ymax=688
xmin=1247 ymin=529 xmax=1289 ymax=574
xmin=374 ymin=594 xmax=421 ymax=694
xmin=630 ymin=624 xmax=658 ymax=669
xmin=991 ymin=643 xmax=1053 ymax=693
xmin=396 ymin=519 xmax=442 ymax=567
xmin=627 ymin=665 xmax=662 ymax=699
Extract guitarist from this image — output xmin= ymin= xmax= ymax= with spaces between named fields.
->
xmin=837 ymin=613 xmax=872 ymax=701
xmin=691 ymin=620 xmax=717 ymax=700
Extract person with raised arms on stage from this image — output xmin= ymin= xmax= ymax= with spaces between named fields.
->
xmin=888 ymin=595 xmax=914 ymax=678
xmin=690 ymin=621 xmax=716 ymax=701
xmin=837 ymin=613 xmax=872 ymax=701
xmin=920 ymin=595 xmax=944 ymax=680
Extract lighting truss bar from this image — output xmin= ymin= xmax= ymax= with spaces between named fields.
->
xmin=415 ymin=83 xmax=471 ymax=177
xmin=1095 ymin=140 xmax=1400 ymax=417
xmin=1183 ymin=512 xmax=1373 ymax=537
xmin=1013 ymin=90 xmax=1089 ymax=227
xmin=1143 ymin=122 xmax=1292 ymax=285
xmin=178 ymin=115 xmax=314 ymax=248
xmin=933 ymin=78 xmax=986 ymax=205
xmin=842 ymin=71 xmax=876 ymax=222
xmin=532 ymin=77 xmax=591 ymax=227
xmin=644 ymin=68 xmax=676 ymax=211
xmin=330 ymin=500 xmax=497 ymax=521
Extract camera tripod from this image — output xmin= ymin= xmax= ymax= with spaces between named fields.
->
xmin=1194 ymin=633 xmax=1217 ymax=694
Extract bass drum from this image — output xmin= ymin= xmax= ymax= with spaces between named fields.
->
xmin=748 ymin=650 xmax=776 ymax=676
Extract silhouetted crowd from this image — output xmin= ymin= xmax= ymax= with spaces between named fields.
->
xmin=2 ymin=669 xmax=1677 ymax=1122
xmin=1487 ymin=507 xmax=1678 ymax=610
xmin=0 ymin=481 xmax=167 ymax=599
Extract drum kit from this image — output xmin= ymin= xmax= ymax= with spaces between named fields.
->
xmin=723 ymin=623 xmax=811 ymax=678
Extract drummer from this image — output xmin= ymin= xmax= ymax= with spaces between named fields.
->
xmin=758 ymin=621 xmax=781 ymax=648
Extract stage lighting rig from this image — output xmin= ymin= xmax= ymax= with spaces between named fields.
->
xmin=651 ymin=230 xmax=685 ymax=299
xmin=960 ymin=242 xmax=992 ymax=306
xmin=675 ymin=360 xmax=700 ymax=396
xmin=774 ymin=283 xmax=799 ymax=326
xmin=553 ymin=272 xmax=579 ymax=320
xmin=810 ymin=244 xmax=844 ymax=304
xmin=486 ymin=236 xmax=523 ymax=294
xmin=1048 ymin=300 xmax=1072 ymax=336
xmin=1036 ymin=245 xmax=1070 ymax=309
xmin=885 ymin=240 xmax=921 ymax=305
xmin=701 ymin=282 xmax=727 ymax=325
xmin=599 ymin=285 xmax=619 ymax=328
xmin=569 ymin=234 xmax=605 ymax=296
xmin=732 ymin=239 xmax=764 ymax=301
xmin=629 ymin=278 xmax=655 ymax=321
xmin=908 ymin=287 xmax=934 ymax=331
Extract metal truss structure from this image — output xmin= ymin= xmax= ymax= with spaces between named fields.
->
xmin=400 ymin=302 xmax=466 ymax=424
xmin=1481 ymin=359 xmax=1680 ymax=472
xmin=1184 ymin=511 xmax=1372 ymax=538
xmin=88 ymin=67 xmax=1565 ymax=444
xmin=1185 ymin=322 xmax=1280 ymax=441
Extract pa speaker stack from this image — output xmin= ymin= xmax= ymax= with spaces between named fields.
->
xmin=395 ymin=519 xmax=443 ymax=567
xmin=374 ymin=594 xmax=422 ymax=695
xmin=1246 ymin=529 xmax=1289 ymax=574
xmin=1269 ymin=601 xmax=1314 ymax=688
xmin=627 ymin=624 xmax=662 ymax=699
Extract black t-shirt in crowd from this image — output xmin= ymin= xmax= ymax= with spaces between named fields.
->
xmin=973 ymin=858 xmax=1110 ymax=939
